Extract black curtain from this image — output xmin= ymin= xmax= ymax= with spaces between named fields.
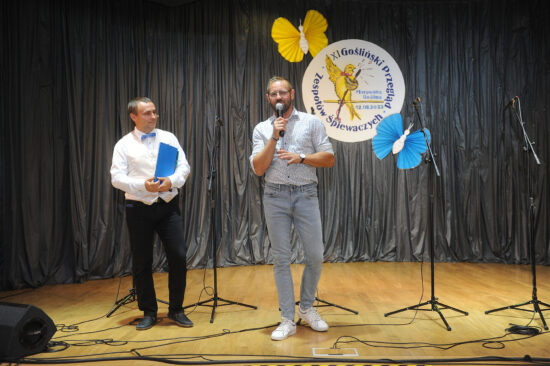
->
xmin=1 ymin=0 xmax=549 ymax=290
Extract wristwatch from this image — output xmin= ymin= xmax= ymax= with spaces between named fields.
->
xmin=299 ymin=153 xmax=306 ymax=164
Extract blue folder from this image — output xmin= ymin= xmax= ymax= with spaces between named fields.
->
xmin=154 ymin=142 xmax=178 ymax=180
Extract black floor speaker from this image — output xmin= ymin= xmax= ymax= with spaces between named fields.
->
xmin=0 ymin=302 xmax=56 ymax=360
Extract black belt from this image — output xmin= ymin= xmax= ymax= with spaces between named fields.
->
xmin=126 ymin=198 xmax=172 ymax=207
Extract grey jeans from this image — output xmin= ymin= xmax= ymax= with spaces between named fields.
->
xmin=263 ymin=182 xmax=324 ymax=320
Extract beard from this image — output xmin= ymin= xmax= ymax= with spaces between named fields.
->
xmin=271 ymin=99 xmax=292 ymax=115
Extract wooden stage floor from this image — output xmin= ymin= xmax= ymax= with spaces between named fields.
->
xmin=1 ymin=262 xmax=550 ymax=365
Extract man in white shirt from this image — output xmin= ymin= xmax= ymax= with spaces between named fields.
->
xmin=111 ymin=97 xmax=192 ymax=330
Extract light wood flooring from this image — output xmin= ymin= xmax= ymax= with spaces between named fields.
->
xmin=1 ymin=262 xmax=550 ymax=365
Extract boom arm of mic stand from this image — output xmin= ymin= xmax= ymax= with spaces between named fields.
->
xmin=512 ymin=99 xmax=541 ymax=165
xmin=414 ymin=102 xmax=440 ymax=177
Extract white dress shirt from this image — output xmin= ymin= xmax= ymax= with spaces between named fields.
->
xmin=111 ymin=127 xmax=191 ymax=205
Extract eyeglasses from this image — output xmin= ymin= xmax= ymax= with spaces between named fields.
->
xmin=268 ymin=90 xmax=289 ymax=98
xmin=142 ymin=111 xmax=159 ymax=118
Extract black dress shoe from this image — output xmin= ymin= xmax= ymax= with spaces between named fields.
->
xmin=168 ymin=311 xmax=193 ymax=327
xmin=136 ymin=315 xmax=156 ymax=330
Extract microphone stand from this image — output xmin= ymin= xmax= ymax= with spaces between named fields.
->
xmin=183 ymin=116 xmax=257 ymax=323
xmin=299 ymin=107 xmax=358 ymax=315
xmin=384 ymin=98 xmax=468 ymax=331
xmin=485 ymin=97 xmax=548 ymax=330
xmin=106 ymin=284 xmax=136 ymax=318
xmin=298 ymin=297 xmax=358 ymax=315
xmin=106 ymin=280 xmax=169 ymax=318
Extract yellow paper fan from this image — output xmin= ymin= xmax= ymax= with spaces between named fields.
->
xmin=271 ymin=10 xmax=328 ymax=63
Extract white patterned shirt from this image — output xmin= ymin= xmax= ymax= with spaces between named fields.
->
xmin=250 ymin=109 xmax=334 ymax=185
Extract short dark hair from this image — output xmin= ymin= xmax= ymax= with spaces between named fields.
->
xmin=128 ymin=97 xmax=153 ymax=115
xmin=266 ymin=76 xmax=293 ymax=93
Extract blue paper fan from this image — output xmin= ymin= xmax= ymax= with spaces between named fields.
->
xmin=372 ymin=113 xmax=431 ymax=170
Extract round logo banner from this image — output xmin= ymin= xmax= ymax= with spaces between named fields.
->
xmin=302 ymin=39 xmax=405 ymax=142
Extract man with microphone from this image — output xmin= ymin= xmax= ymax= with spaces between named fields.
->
xmin=250 ymin=76 xmax=335 ymax=340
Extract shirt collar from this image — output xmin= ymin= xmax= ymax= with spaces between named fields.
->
xmin=270 ymin=107 xmax=298 ymax=122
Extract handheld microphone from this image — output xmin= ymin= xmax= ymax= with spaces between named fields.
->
xmin=276 ymin=103 xmax=284 ymax=137
xmin=504 ymin=97 xmax=517 ymax=110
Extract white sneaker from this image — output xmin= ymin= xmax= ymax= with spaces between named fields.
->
xmin=298 ymin=306 xmax=329 ymax=331
xmin=271 ymin=318 xmax=296 ymax=341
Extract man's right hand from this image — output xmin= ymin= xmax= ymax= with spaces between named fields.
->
xmin=273 ymin=116 xmax=287 ymax=138
xmin=145 ymin=177 xmax=161 ymax=192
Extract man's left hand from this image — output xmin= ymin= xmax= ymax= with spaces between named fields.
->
xmin=157 ymin=177 xmax=172 ymax=191
xmin=277 ymin=149 xmax=301 ymax=165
